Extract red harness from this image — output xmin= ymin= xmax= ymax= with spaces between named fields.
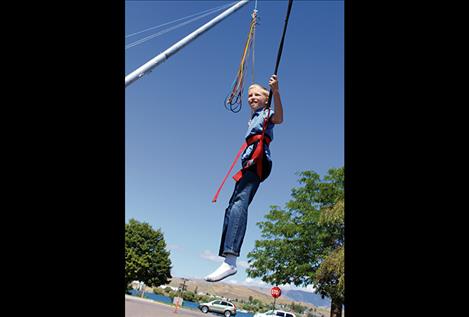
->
xmin=212 ymin=108 xmax=271 ymax=203
xmin=233 ymin=134 xmax=271 ymax=182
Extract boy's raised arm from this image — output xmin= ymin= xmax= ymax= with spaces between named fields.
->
xmin=269 ymin=74 xmax=284 ymax=124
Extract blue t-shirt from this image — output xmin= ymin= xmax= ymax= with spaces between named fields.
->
xmin=241 ymin=108 xmax=275 ymax=168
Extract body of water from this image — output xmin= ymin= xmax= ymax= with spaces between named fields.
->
xmin=128 ymin=290 xmax=254 ymax=317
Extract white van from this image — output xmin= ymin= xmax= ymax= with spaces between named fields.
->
xmin=254 ymin=309 xmax=296 ymax=317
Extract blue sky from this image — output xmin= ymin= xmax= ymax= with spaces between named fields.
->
xmin=125 ymin=0 xmax=343 ymax=292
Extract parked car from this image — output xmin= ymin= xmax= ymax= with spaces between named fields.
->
xmin=198 ymin=300 xmax=237 ymax=317
xmin=253 ymin=309 xmax=296 ymax=317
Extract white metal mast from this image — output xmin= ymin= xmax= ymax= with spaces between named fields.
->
xmin=125 ymin=0 xmax=249 ymax=87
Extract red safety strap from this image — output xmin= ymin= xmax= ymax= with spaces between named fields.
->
xmin=232 ymin=135 xmax=271 ymax=182
xmin=212 ymin=108 xmax=271 ymax=203
xmin=211 ymin=141 xmax=249 ymax=203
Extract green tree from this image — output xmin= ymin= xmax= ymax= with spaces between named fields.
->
xmin=246 ymin=168 xmax=344 ymax=317
xmin=182 ymin=291 xmax=196 ymax=302
xmin=196 ymin=294 xmax=211 ymax=303
xmin=289 ymin=301 xmax=307 ymax=314
xmin=316 ymin=194 xmax=344 ymax=317
xmin=168 ymin=291 xmax=177 ymax=299
xmin=153 ymin=287 xmax=165 ymax=295
xmin=125 ymin=218 xmax=172 ymax=291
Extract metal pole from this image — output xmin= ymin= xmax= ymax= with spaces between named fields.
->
xmin=125 ymin=0 xmax=249 ymax=87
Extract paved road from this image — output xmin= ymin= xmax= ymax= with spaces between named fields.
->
xmin=125 ymin=295 xmax=210 ymax=317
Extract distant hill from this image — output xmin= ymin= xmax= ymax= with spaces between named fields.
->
xmin=167 ymin=277 xmax=291 ymax=305
xmin=165 ymin=277 xmax=330 ymax=315
xmin=282 ymin=290 xmax=331 ymax=308
xmin=249 ymin=286 xmax=331 ymax=309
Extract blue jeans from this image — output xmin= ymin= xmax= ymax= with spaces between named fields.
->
xmin=218 ymin=170 xmax=261 ymax=257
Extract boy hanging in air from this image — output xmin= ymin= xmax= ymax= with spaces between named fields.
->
xmin=205 ymin=74 xmax=284 ymax=282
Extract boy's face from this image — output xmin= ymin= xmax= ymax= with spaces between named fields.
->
xmin=248 ymin=86 xmax=268 ymax=111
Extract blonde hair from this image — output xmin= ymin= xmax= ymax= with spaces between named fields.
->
xmin=248 ymin=83 xmax=269 ymax=97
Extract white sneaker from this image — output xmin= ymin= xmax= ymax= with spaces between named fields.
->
xmin=204 ymin=262 xmax=237 ymax=282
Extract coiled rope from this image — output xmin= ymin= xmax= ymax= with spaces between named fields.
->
xmin=224 ymin=7 xmax=258 ymax=113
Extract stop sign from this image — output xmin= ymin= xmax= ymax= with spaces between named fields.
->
xmin=271 ymin=286 xmax=281 ymax=298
